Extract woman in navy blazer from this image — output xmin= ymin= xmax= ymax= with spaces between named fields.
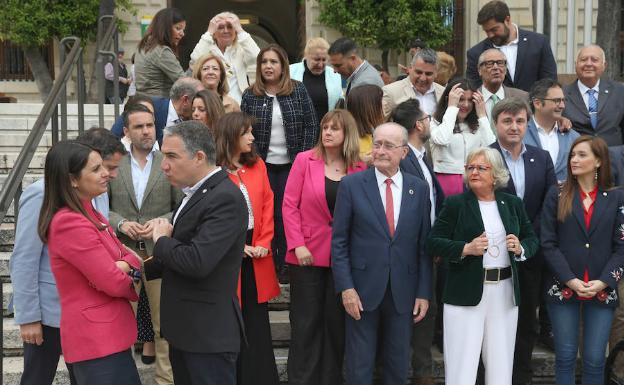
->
xmin=283 ymin=109 xmax=366 ymax=385
xmin=541 ymin=136 xmax=624 ymax=385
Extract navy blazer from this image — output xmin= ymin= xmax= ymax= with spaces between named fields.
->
xmin=400 ymin=149 xmax=445 ymax=214
xmin=609 ymin=145 xmax=624 ymax=187
xmin=466 ymin=28 xmax=557 ymax=92
xmin=111 ymin=96 xmax=169 ymax=145
xmin=331 ymin=168 xmax=432 ymax=314
xmin=523 ymin=119 xmax=580 ymax=182
xmin=563 ymin=78 xmax=624 ymax=146
xmin=541 ymin=186 xmax=624 ymax=307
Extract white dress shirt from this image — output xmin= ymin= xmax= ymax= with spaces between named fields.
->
xmin=534 ymin=118 xmax=560 ymax=167
xmin=577 ymin=79 xmax=601 ymax=110
xmin=493 ymin=23 xmax=520 ymax=81
xmin=412 ymin=83 xmax=438 ymax=116
xmin=165 ymin=100 xmax=181 ymax=128
xmin=129 ymin=145 xmax=157 ymax=209
xmin=409 ymin=143 xmax=436 ymax=225
xmin=173 ymin=167 xmax=222 ymax=225
xmin=481 ymin=85 xmax=506 ymax=128
xmin=265 ymin=94 xmax=289 ymax=165
xmin=374 ymin=168 xmax=402 ymax=230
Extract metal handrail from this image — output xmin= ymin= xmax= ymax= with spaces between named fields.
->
xmin=97 ymin=15 xmax=121 ymax=127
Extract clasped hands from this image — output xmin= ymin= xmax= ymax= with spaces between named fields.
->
xmin=566 ymin=278 xmax=607 ymax=298
xmin=120 ymin=218 xmax=172 ymax=243
xmin=341 ymin=288 xmax=428 ymax=324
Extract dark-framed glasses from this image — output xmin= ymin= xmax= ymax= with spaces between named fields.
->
xmin=479 ymin=60 xmax=507 ymax=69
xmin=541 ymin=97 xmax=566 ymax=105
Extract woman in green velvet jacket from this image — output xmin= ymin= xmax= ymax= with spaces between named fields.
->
xmin=427 ymin=147 xmax=538 ymax=385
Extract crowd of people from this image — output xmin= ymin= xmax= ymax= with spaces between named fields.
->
xmin=9 ymin=1 xmax=624 ymax=385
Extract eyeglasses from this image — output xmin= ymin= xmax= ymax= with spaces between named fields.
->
xmin=418 ymin=114 xmax=431 ymax=123
xmin=541 ymin=97 xmax=566 ymax=105
xmin=372 ymin=141 xmax=406 ymax=151
xmin=465 ymin=164 xmax=492 ymax=173
xmin=479 ymin=60 xmax=507 ymax=69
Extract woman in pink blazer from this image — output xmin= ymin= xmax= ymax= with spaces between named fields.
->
xmin=283 ymin=109 xmax=366 ymax=385
xmin=38 ymin=141 xmax=142 ymax=385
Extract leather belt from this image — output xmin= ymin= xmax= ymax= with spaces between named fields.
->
xmin=136 ymin=241 xmax=146 ymax=251
xmin=484 ymin=266 xmax=512 ymax=283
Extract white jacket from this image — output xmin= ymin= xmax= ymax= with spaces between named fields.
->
xmin=430 ymin=106 xmax=496 ymax=174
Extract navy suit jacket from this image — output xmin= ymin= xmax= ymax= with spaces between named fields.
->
xmin=400 ymin=149 xmax=445 ymax=214
xmin=491 ymin=142 xmax=557 ymax=234
xmin=563 ymin=78 xmax=624 ymax=146
xmin=466 ymin=28 xmax=557 ymax=92
xmin=331 ymin=168 xmax=432 ymax=314
xmin=111 ymin=97 xmax=169 ymax=145
xmin=541 ymin=186 xmax=624 ymax=307
xmin=609 ymin=145 xmax=624 ymax=187
xmin=523 ymin=119 xmax=580 ymax=182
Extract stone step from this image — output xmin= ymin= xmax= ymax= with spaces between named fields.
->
xmin=3 ymin=282 xmax=12 ymax=316
xmin=0 ymin=224 xmax=15 ymax=248
xmin=0 ymin=152 xmax=48 ymax=173
xmin=0 ymin=252 xmax=9 ymax=278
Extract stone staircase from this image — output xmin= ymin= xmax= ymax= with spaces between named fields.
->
xmin=0 ymin=103 xmax=562 ymax=384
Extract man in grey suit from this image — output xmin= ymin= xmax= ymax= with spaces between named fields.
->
xmin=108 ymin=103 xmax=183 ymax=385
xmin=476 ymin=48 xmax=528 ymax=129
xmin=563 ymin=44 xmax=624 ymax=146
xmin=328 ymin=37 xmax=384 ymax=97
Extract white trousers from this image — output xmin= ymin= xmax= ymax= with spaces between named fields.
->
xmin=443 ymin=278 xmax=518 ymax=385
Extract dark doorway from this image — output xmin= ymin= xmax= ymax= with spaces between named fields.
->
xmin=173 ymin=0 xmax=303 ymax=70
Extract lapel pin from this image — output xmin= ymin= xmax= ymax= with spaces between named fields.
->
xmin=409 ymin=189 xmax=414 ymax=195
xmin=603 ymin=192 xmax=608 ymax=196
xmin=530 ymin=158 xmax=534 ymax=162
xmin=605 ymin=90 xmax=609 ymax=94
xmin=523 ymin=37 xmax=527 ymax=41
xmin=501 ymin=201 xmax=505 ymax=204
xmin=620 ymin=205 xmax=624 ymax=215
xmin=202 ymin=189 xmax=208 ymax=193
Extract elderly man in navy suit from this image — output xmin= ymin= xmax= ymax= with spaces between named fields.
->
xmin=489 ymin=97 xmax=557 ymax=385
xmin=332 ymin=122 xmax=432 ymax=385
xmin=467 ymin=1 xmax=557 ymax=93
xmin=562 ymin=44 xmax=624 ymax=146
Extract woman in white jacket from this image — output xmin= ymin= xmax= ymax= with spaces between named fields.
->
xmin=430 ymin=78 xmax=495 ymax=196
xmin=190 ymin=12 xmax=260 ymax=104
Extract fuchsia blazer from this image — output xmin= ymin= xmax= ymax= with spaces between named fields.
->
xmin=283 ymin=149 xmax=367 ymax=267
xmin=47 ymin=201 xmax=141 ymax=363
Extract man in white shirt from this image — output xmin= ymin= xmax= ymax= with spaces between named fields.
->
xmin=382 ymin=48 xmax=445 ymax=117
xmin=466 ymin=1 xmax=557 ymax=92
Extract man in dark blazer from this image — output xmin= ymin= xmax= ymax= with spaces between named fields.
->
xmin=111 ymin=77 xmax=203 ymax=145
xmin=467 ymin=1 xmax=557 ymax=93
xmin=489 ymin=98 xmax=557 ymax=385
xmin=332 ymin=122 xmax=432 ymax=385
xmin=391 ymin=99 xmax=444 ymax=385
xmin=146 ymin=120 xmax=248 ymax=385
xmin=108 ymin=104 xmax=183 ymax=385
xmin=563 ymin=44 xmax=624 ymax=146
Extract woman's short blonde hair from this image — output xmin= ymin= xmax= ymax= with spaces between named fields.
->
xmin=463 ymin=147 xmax=510 ymax=190
xmin=192 ymin=53 xmax=229 ymax=97
xmin=435 ymin=51 xmax=457 ymax=86
xmin=304 ymin=37 xmax=330 ymax=57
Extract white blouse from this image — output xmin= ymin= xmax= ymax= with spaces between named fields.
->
xmin=429 ymin=106 xmax=496 ymax=174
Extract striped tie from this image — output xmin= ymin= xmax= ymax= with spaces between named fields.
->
xmin=587 ymin=89 xmax=598 ymax=129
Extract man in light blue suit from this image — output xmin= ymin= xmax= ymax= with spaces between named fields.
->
xmin=524 ymin=78 xmax=579 ymax=183
xmin=9 ymin=180 xmax=74 ymax=385
xmin=332 ymin=122 xmax=432 ymax=385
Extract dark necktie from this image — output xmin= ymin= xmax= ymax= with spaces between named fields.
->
xmin=385 ymin=179 xmax=395 ymax=237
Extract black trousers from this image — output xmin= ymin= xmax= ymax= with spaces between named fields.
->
xmin=170 ymin=345 xmax=237 ymax=385
xmin=287 ymin=264 xmax=345 ymax=385
xmin=20 ymin=325 xmax=76 ymax=385
xmin=266 ymin=163 xmax=291 ymax=268
xmin=237 ymin=256 xmax=279 ymax=385
xmin=71 ymin=349 xmax=140 ymax=385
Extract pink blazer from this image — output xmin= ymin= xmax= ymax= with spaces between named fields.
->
xmin=283 ymin=149 xmax=367 ymax=267
xmin=47 ymin=201 xmax=141 ymax=363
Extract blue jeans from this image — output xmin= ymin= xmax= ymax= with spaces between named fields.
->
xmin=547 ymin=301 xmax=615 ymax=385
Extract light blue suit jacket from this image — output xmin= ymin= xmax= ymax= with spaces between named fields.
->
xmin=9 ymin=180 xmax=60 ymax=327
xmin=290 ymin=61 xmax=343 ymax=112
xmin=523 ymin=119 xmax=579 ymax=182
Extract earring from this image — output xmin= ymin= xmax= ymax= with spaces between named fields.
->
xmin=595 ymin=168 xmax=599 ymax=181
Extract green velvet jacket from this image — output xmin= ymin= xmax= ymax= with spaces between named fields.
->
xmin=427 ymin=190 xmax=539 ymax=306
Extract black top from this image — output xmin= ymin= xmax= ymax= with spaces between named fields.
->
xmin=302 ymin=60 xmax=328 ymax=121
xmin=325 ymin=177 xmax=340 ymax=216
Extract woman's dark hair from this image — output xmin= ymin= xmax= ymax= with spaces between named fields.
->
xmin=214 ymin=112 xmax=258 ymax=169
xmin=137 ymin=8 xmax=185 ymax=56
xmin=433 ymin=78 xmax=479 ymax=133
xmin=251 ymin=44 xmax=293 ymax=96
xmin=347 ymin=84 xmax=384 ymax=138
xmin=558 ymin=136 xmax=613 ymax=221
xmin=38 ymin=141 xmax=105 ymax=243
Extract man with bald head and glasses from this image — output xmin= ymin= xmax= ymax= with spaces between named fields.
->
xmin=332 ymin=122 xmax=432 ymax=385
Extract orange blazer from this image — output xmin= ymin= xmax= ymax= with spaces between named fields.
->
xmin=228 ymin=158 xmax=281 ymax=304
